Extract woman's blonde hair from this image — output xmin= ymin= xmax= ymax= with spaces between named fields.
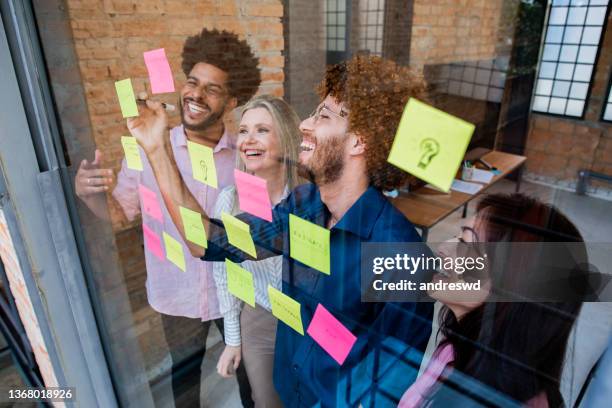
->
xmin=232 ymin=95 xmax=302 ymax=211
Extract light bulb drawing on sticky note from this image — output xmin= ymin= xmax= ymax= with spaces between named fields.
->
xmin=387 ymin=98 xmax=475 ymax=192
xmin=187 ymin=140 xmax=217 ymax=188
xmin=417 ymin=138 xmax=440 ymax=169
xmin=200 ymin=160 xmax=208 ymax=183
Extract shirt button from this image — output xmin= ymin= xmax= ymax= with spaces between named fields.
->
xmin=292 ymin=364 xmax=299 ymax=372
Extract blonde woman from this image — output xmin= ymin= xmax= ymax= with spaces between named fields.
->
xmin=214 ymin=95 xmax=301 ymax=407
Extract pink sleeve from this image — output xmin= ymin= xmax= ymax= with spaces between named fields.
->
xmin=112 ymin=157 xmax=141 ymax=222
xmin=526 ymin=392 xmax=549 ymax=408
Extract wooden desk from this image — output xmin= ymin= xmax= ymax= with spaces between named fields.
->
xmin=392 ymin=150 xmax=527 ymax=241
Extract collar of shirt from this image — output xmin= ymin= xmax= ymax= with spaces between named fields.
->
xmin=332 ymin=186 xmax=386 ymax=239
xmin=171 ymin=124 xmax=235 ymax=153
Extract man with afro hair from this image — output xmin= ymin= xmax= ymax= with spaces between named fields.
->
xmin=75 ymin=28 xmax=259 ymax=407
xmin=129 ymin=54 xmax=434 ymax=407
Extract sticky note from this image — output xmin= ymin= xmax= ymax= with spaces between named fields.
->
xmin=179 ymin=206 xmax=207 ymax=248
xmin=234 ymin=169 xmax=273 ymax=222
xmin=268 ymin=286 xmax=303 ymax=335
xmin=143 ymin=224 xmax=165 ymax=260
xmin=121 ymin=136 xmax=143 ymax=171
xmin=187 ymin=141 xmax=218 ymax=188
xmin=307 ymin=304 xmax=357 ymax=365
xmin=139 ymin=184 xmax=163 ymax=222
xmin=225 ymin=259 xmax=256 ymax=307
xmin=143 ymin=48 xmax=175 ymax=94
xmin=221 ymin=212 xmax=257 ymax=258
xmin=387 ymin=98 xmax=475 ymax=192
xmin=115 ymin=78 xmax=139 ymax=118
xmin=162 ymin=232 xmax=186 ymax=272
xmin=289 ymin=214 xmax=330 ymax=275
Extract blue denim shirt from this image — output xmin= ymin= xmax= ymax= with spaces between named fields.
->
xmin=203 ymin=184 xmax=433 ymax=407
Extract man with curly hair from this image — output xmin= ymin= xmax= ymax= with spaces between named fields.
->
xmin=129 ymin=54 xmax=433 ymax=407
xmin=75 ymin=28 xmax=258 ymax=407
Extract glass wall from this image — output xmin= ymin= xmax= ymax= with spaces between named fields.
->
xmin=22 ymin=0 xmax=612 ymax=407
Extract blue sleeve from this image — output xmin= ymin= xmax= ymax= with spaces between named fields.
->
xmin=201 ymin=191 xmax=291 ymax=263
xmin=356 ymin=226 xmax=435 ymax=406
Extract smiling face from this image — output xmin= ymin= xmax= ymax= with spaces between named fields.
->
xmin=179 ymin=62 xmax=235 ymax=132
xmin=237 ymin=107 xmax=283 ymax=176
xmin=429 ymin=216 xmax=491 ymax=318
xmin=298 ymin=95 xmax=350 ymax=185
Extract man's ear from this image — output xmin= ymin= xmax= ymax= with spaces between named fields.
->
xmin=348 ymin=132 xmax=366 ymax=156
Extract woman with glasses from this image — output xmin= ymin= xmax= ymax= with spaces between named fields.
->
xmin=399 ymin=193 xmax=589 ymax=408
xmin=213 ymin=95 xmax=301 ymax=408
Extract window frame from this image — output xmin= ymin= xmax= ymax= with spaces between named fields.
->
xmin=531 ymin=0 xmax=611 ymax=120
xmin=600 ymin=71 xmax=612 ymax=122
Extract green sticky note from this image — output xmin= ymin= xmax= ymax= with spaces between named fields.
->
xmin=268 ymin=285 xmax=304 ymax=335
xmin=162 ymin=232 xmax=186 ymax=272
xmin=187 ymin=141 xmax=218 ymax=188
xmin=289 ymin=214 xmax=330 ymax=275
xmin=221 ymin=212 xmax=257 ymax=258
xmin=179 ymin=206 xmax=208 ymax=248
xmin=121 ymin=136 xmax=143 ymax=171
xmin=115 ymin=78 xmax=139 ymax=118
xmin=387 ymin=98 xmax=475 ymax=192
xmin=225 ymin=259 xmax=256 ymax=307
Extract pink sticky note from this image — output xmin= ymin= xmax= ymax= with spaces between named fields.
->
xmin=143 ymin=48 xmax=175 ymax=94
xmin=307 ymin=304 xmax=357 ymax=365
xmin=234 ymin=169 xmax=273 ymax=222
xmin=139 ymin=184 xmax=163 ymax=222
xmin=142 ymin=223 xmax=165 ymax=260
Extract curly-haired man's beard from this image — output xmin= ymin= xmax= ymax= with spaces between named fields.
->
xmin=180 ymin=98 xmax=226 ymax=132
xmin=298 ymin=134 xmax=345 ymax=186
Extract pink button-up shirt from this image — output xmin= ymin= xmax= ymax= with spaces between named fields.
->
xmin=113 ymin=125 xmax=235 ymax=321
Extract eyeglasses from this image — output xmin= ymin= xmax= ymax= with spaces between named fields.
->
xmin=307 ymin=104 xmax=347 ymax=123
xmin=457 ymin=226 xmax=485 ymax=258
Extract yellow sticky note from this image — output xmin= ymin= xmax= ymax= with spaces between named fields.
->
xmin=289 ymin=214 xmax=330 ymax=275
xmin=179 ymin=206 xmax=208 ymax=248
xmin=221 ymin=212 xmax=257 ymax=258
xmin=121 ymin=136 xmax=143 ymax=171
xmin=162 ymin=232 xmax=186 ymax=272
xmin=225 ymin=259 xmax=256 ymax=307
xmin=115 ymin=78 xmax=139 ymax=118
xmin=187 ymin=141 xmax=218 ymax=188
xmin=268 ymin=285 xmax=304 ymax=335
xmin=387 ymin=98 xmax=475 ymax=192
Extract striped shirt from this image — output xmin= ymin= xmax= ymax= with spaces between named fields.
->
xmin=212 ymin=185 xmax=285 ymax=346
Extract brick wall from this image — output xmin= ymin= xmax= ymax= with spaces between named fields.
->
xmin=57 ymin=0 xmax=287 ymax=380
xmin=525 ymin=11 xmax=612 ymax=189
xmin=409 ymin=0 xmax=515 ymax=71
xmin=65 ymin=0 xmax=285 ymax=231
xmin=0 ymin=210 xmax=59 ymax=389
xmin=283 ymin=1 xmax=326 ymax=118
